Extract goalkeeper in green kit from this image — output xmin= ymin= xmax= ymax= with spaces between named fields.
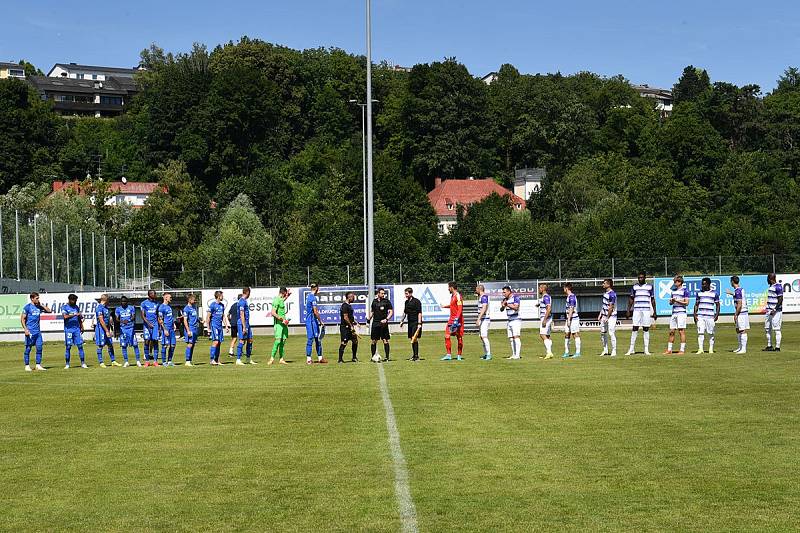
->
xmin=269 ymin=287 xmax=291 ymax=365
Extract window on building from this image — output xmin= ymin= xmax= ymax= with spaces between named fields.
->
xmin=9 ymin=69 xmax=24 ymax=77
xmin=100 ymin=95 xmax=123 ymax=105
xmin=447 ymin=203 xmax=453 ymax=211
xmin=92 ymin=74 xmax=98 ymax=80
xmin=77 ymin=73 xmax=84 ymax=79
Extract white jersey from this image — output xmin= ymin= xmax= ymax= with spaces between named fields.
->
xmin=630 ymin=283 xmax=654 ymax=312
xmin=696 ymin=290 xmax=719 ymax=318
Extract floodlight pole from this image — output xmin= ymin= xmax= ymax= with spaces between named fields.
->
xmin=365 ymin=0 xmax=375 ymax=301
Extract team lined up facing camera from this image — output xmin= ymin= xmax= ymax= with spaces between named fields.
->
xmin=18 ymin=273 xmax=785 ymax=371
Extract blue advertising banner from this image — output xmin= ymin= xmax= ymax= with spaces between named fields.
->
xmin=654 ymin=275 xmax=768 ymax=316
xmin=299 ymin=285 xmax=394 ymax=325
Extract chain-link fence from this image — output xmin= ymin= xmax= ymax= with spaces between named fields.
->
xmin=158 ymin=254 xmax=800 ymax=290
xmin=0 ymin=208 xmax=151 ymax=293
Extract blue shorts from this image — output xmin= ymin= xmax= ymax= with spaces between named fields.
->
xmin=143 ymin=324 xmax=159 ymax=342
xmin=95 ymin=328 xmax=113 ymax=346
xmin=238 ymin=324 xmax=252 ymax=340
xmin=185 ymin=328 xmax=198 ymax=344
xmin=25 ymin=332 xmax=43 ymax=349
xmin=210 ymin=326 xmax=224 ymax=343
xmin=161 ymin=329 xmax=176 ymax=346
xmin=64 ymin=329 xmax=83 ymax=348
xmin=119 ymin=329 xmax=137 ymax=348
xmin=306 ymin=320 xmax=320 ymax=339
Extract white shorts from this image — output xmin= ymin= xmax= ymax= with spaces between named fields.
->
xmin=507 ymin=319 xmax=521 ymax=338
xmin=539 ymin=318 xmax=552 ymax=336
xmin=697 ymin=317 xmax=716 ymax=335
xmin=479 ymin=319 xmax=491 ymax=338
xmin=765 ymin=311 xmax=782 ymax=331
xmin=669 ymin=314 xmax=687 ymax=330
xmin=600 ymin=317 xmax=616 ymax=335
xmin=564 ymin=318 xmax=580 ymax=335
xmin=632 ymin=310 xmax=652 ymax=328
xmin=735 ymin=314 xmax=750 ymax=331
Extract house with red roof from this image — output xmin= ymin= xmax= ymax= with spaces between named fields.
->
xmin=427 ymin=177 xmax=526 ymax=234
xmin=50 ymin=181 xmax=161 ymax=208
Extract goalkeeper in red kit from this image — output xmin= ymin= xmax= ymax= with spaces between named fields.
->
xmin=441 ymin=281 xmax=464 ymax=361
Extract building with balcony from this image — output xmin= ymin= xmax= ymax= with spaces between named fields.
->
xmin=27 ymin=75 xmax=138 ymax=117
xmin=633 ymin=84 xmax=673 ymax=118
xmin=428 ymin=177 xmax=526 ymax=234
xmin=0 ymin=62 xmax=26 ymax=79
xmin=47 ymin=62 xmax=140 ymax=80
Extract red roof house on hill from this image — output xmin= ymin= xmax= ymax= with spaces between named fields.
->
xmin=427 ymin=177 xmax=526 ymax=234
xmin=50 ymin=181 xmax=161 ymax=208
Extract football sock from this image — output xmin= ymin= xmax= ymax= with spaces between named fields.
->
xmin=305 ymin=337 xmax=313 ymax=357
xmin=185 ymin=346 xmax=192 ymax=361
xmin=64 ymin=347 xmax=70 ymax=365
xmin=237 ymin=341 xmax=244 ymax=359
xmin=564 ymin=337 xmax=570 ymax=353
xmin=23 ymin=345 xmax=31 ymax=366
xmin=133 ymin=345 xmax=140 ymax=361
xmin=698 ymin=334 xmax=705 ymax=351
xmin=708 ymin=335 xmax=715 ymax=352
xmin=741 ymin=333 xmax=748 ymax=351
xmin=775 ymin=331 xmax=782 ymax=348
xmin=279 ymin=342 xmax=286 ymax=358
xmin=121 ymin=346 xmax=129 ymax=362
xmin=514 ymin=338 xmax=521 ymax=357
xmin=168 ymin=346 xmax=175 ymax=362
xmin=544 ymin=338 xmax=552 ymax=353
xmin=575 ymin=337 xmax=582 ymax=353
xmin=610 ymin=333 xmax=617 ymax=352
xmin=384 ymin=343 xmax=390 ymax=359
xmin=338 ymin=344 xmax=346 ymax=361
xmin=161 ymin=345 xmax=167 ymax=363
xmin=352 ymin=342 xmax=358 ymax=359
xmin=457 ymin=337 xmax=463 ymax=356
xmin=371 ymin=343 xmax=377 ymax=357
xmin=629 ymin=330 xmax=638 ymax=351
xmin=679 ymin=342 xmax=685 ymax=352
xmin=411 ymin=342 xmax=418 ymax=358
xmin=78 ymin=346 xmax=85 ymax=363
xmin=601 ymin=332 xmax=607 ymax=351
xmin=667 ymin=342 xmax=673 ymax=351
xmin=643 ymin=331 xmax=650 ymax=351
xmin=108 ymin=345 xmax=115 ymax=362
xmin=246 ymin=342 xmax=253 ymax=358
xmin=211 ymin=344 xmax=217 ymax=362
xmin=766 ymin=329 xmax=772 ymax=347
xmin=509 ymin=338 xmax=515 ymax=357
xmin=97 ymin=348 xmax=103 ymax=363
xmin=445 ymin=336 xmax=452 ymax=354
xmin=273 ymin=341 xmax=282 ymax=359
xmin=144 ymin=344 xmax=150 ymax=360
xmin=314 ymin=339 xmax=321 ymax=358
xmin=481 ymin=336 xmax=490 ymax=355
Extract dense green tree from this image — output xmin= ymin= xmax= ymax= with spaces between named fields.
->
xmin=673 ymin=65 xmax=711 ymax=103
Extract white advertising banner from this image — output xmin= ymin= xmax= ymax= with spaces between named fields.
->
xmin=36 ymin=292 xmax=105 ymax=332
xmin=392 ymin=284 xmax=452 ymax=322
xmin=481 ymin=281 xmax=539 ymax=320
xmin=200 ymin=288 xmax=301 ymax=327
xmin=777 ymin=274 xmax=800 ymax=313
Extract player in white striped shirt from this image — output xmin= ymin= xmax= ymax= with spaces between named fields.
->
xmin=693 ymin=277 xmax=720 ymax=354
xmin=626 ymin=272 xmax=656 ymax=355
xmin=664 ymin=275 xmax=689 ymax=355
xmin=598 ymin=279 xmax=617 ymax=357
xmin=728 ymin=276 xmax=750 ymax=354
xmin=763 ymin=273 xmax=784 ymax=352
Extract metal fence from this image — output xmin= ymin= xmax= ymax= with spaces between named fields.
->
xmin=0 ymin=208 xmax=151 ymax=292
xmin=159 ymin=254 xmax=799 ymax=289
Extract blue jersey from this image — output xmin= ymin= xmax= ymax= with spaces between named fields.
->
xmin=116 ymin=305 xmax=136 ymax=331
xmin=208 ymin=301 xmax=225 ymax=329
xmin=238 ymin=297 xmax=250 ymax=327
xmin=602 ymin=290 xmax=617 ymax=317
xmin=505 ymin=294 xmax=521 ymax=320
xmin=23 ymin=303 xmax=43 ymax=335
xmin=305 ymin=293 xmax=318 ymax=323
xmin=96 ymin=303 xmax=111 ymax=331
xmin=767 ymin=283 xmax=783 ymax=311
xmin=478 ymin=294 xmax=489 ymax=320
xmin=733 ymin=287 xmax=748 ymax=315
xmin=696 ymin=290 xmax=719 ymax=318
xmin=184 ymin=304 xmax=199 ymax=331
xmin=62 ymin=303 xmax=82 ymax=331
xmin=141 ymin=299 xmax=159 ymax=328
xmin=566 ymin=293 xmax=579 ymax=315
xmin=539 ymin=294 xmax=551 ymax=320
xmin=630 ymin=283 xmax=654 ymax=311
xmin=158 ymin=303 xmax=174 ymax=330
xmin=671 ymin=286 xmax=690 ymax=315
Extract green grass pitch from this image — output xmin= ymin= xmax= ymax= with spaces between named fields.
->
xmin=1 ymin=324 xmax=798 ymax=532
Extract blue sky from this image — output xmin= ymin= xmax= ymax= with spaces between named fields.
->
xmin=2 ymin=0 xmax=799 ymax=91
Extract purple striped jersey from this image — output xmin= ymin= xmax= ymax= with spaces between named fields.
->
xmin=766 ymin=283 xmax=783 ymax=311
xmin=602 ymin=290 xmax=617 ymax=317
xmin=672 ymin=287 xmax=689 ymax=315
xmin=733 ymin=287 xmax=748 ymax=315
xmin=478 ymin=294 xmax=490 ymax=321
xmin=539 ymin=294 xmax=551 ymax=320
xmin=566 ymin=293 xmax=578 ymax=315
xmin=630 ymin=283 xmax=654 ymax=311
xmin=696 ymin=290 xmax=719 ymax=318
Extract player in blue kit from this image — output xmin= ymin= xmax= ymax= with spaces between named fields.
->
xmin=21 ymin=292 xmax=52 ymax=371
xmin=183 ymin=293 xmax=199 ymax=366
xmin=95 ymin=294 xmax=119 ymax=367
xmin=62 ymin=293 xmax=86 ymax=369
xmin=115 ymin=296 xmax=141 ymax=367
xmin=158 ymin=293 xmax=176 ymax=366
xmin=205 ymin=290 xmax=228 ymax=365
xmin=236 ymin=287 xmax=257 ymax=365
xmin=305 ymin=283 xmax=326 ymax=364
xmin=140 ymin=290 xmax=160 ymax=367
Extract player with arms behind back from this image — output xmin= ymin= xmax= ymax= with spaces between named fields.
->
xmin=140 ymin=290 xmax=160 ymax=367
xmin=115 ymin=296 xmax=140 ymax=367
xmin=563 ymin=283 xmax=581 ymax=358
xmin=626 ymin=272 xmax=656 ymax=355
xmin=441 ymin=282 xmax=464 ymax=361
xmin=183 ymin=293 xmax=199 ymax=366
xmin=729 ymin=276 xmax=750 ymax=354
xmin=205 ymin=291 xmax=227 ymax=365
xmin=538 ymin=284 xmax=553 ymax=359
xmin=338 ymin=291 xmax=359 ymax=363
xmin=599 ymin=279 xmax=617 ymax=357
xmin=400 ymin=288 xmax=423 ymax=362
xmin=693 ymin=277 xmax=720 ymax=354
xmin=62 ymin=293 xmax=86 ymax=369
xmin=95 ymin=294 xmax=119 ymax=368
xmin=368 ymin=288 xmax=393 ymax=362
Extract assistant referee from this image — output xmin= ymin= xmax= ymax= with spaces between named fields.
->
xmin=399 ymin=287 xmax=423 ymax=361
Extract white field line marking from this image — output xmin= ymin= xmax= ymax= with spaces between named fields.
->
xmin=377 ymin=363 xmax=419 ymax=533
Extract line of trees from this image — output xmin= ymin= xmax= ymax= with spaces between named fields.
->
xmin=1 ymin=38 xmax=799 ymax=287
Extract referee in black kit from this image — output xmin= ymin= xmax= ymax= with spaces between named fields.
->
xmin=338 ymin=291 xmax=359 ymax=363
xmin=399 ymin=287 xmax=423 ymax=361
xmin=368 ymin=287 xmax=393 ymax=362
